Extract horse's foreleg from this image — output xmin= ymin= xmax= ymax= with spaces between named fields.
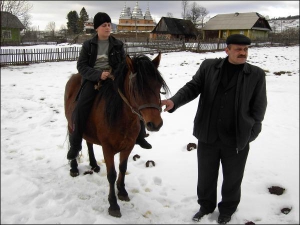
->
xmin=86 ymin=141 xmax=100 ymax=172
xmin=104 ymin=153 xmax=121 ymax=218
xmin=117 ymin=149 xmax=131 ymax=201
xmin=70 ymin=159 xmax=79 ymax=177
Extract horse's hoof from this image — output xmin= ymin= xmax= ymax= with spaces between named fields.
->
xmin=91 ymin=165 xmax=100 ymax=173
xmin=108 ymin=209 xmax=122 ymax=218
xmin=118 ymin=194 xmax=130 ymax=202
xmin=70 ymin=168 xmax=79 ymax=177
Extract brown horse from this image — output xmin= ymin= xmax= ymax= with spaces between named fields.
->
xmin=64 ymin=52 xmax=169 ymax=217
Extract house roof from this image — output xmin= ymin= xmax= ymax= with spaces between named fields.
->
xmin=151 ymin=17 xmax=197 ymax=35
xmin=203 ymin=12 xmax=271 ymax=31
xmin=1 ymin=11 xmax=25 ymax=29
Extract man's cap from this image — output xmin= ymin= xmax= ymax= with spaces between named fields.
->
xmin=93 ymin=12 xmax=111 ymax=29
xmin=226 ymin=34 xmax=251 ymax=45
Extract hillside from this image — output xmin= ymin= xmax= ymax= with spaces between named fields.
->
xmin=268 ymin=18 xmax=299 ymax=33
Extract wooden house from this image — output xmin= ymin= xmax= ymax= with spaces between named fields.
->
xmin=150 ymin=17 xmax=198 ymax=41
xmin=1 ymin=11 xmax=25 ymax=45
xmin=202 ymin=12 xmax=272 ymax=40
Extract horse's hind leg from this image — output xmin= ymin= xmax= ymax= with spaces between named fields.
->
xmin=86 ymin=141 xmax=100 ymax=173
xmin=70 ymin=159 xmax=79 ymax=177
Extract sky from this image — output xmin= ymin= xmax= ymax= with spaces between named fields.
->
xmin=1 ymin=44 xmax=299 ymax=224
xmin=26 ymin=1 xmax=300 ymax=31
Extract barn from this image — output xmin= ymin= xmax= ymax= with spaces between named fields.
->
xmin=150 ymin=17 xmax=198 ymax=41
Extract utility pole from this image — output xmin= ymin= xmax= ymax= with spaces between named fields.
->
xmin=135 ymin=16 xmax=137 ymax=40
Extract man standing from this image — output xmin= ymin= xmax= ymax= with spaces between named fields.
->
xmin=161 ymin=34 xmax=267 ymax=224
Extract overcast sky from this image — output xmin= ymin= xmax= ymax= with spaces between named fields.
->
xmin=27 ymin=1 xmax=299 ymax=31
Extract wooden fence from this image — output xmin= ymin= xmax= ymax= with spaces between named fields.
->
xmin=1 ymin=38 xmax=298 ymax=66
xmin=0 ymin=47 xmax=81 ymax=66
xmin=0 ymin=41 xmax=226 ymax=66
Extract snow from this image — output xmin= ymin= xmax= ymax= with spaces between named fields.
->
xmin=268 ymin=18 xmax=299 ymax=33
xmin=1 ymin=45 xmax=299 ymax=224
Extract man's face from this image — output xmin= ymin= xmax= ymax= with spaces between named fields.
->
xmin=225 ymin=44 xmax=249 ymax=65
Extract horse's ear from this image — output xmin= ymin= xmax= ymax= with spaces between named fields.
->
xmin=152 ymin=52 xmax=161 ymax=68
xmin=126 ymin=55 xmax=135 ymax=73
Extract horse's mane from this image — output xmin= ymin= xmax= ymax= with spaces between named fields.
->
xmin=97 ymin=54 xmax=170 ymax=126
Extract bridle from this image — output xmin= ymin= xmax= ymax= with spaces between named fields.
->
xmin=117 ymin=72 xmax=162 ymax=122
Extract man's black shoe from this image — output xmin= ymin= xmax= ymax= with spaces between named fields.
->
xmin=192 ymin=210 xmax=208 ymax=221
xmin=67 ymin=147 xmax=81 ymax=160
xmin=136 ymin=138 xmax=152 ymax=149
xmin=217 ymin=214 xmax=231 ymax=224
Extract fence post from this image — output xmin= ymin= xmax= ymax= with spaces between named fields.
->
xmin=58 ymin=48 xmax=60 ymax=61
xmin=23 ymin=49 xmax=27 ymax=64
xmin=197 ymin=39 xmax=200 ymax=52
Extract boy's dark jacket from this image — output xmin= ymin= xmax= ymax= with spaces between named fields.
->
xmin=77 ymin=34 xmax=125 ymax=83
xmin=169 ymin=57 xmax=267 ymax=151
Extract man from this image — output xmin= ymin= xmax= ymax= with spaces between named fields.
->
xmin=161 ymin=34 xmax=267 ymax=224
xmin=67 ymin=12 xmax=151 ymax=160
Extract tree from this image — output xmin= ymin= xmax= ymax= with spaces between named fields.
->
xmin=78 ymin=7 xmax=89 ymax=33
xmin=197 ymin=5 xmax=209 ymax=28
xmin=186 ymin=2 xmax=200 ymax=24
xmin=166 ymin=12 xmax=173 ymax=18
xmin=67 ymin=10 xmax=79 ymax=34
xmin=0 ymin=0 xmax=32 ymax=29
xmin=46 ymin=21 xmax=56 ymax=37
xmin=181 ymin=0 xmax=189 ymax=19
xmin=21 ymin=13 xmax=32 ymax=29
xmin=59 ymin=24 xmax=68 ymax=38
xmin=186 ymin=2 xmax=208 ymax=27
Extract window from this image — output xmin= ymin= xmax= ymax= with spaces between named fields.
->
xmin=240 ymin=31 xmax=245 ymax=35
xmin=2 ymin=30 xmax=12 ymax=39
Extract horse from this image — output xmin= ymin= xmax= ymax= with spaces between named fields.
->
xmin=64 ymin=52 xmax=169 ymax=218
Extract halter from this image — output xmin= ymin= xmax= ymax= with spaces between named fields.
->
xmin=118 ymin=72 xmax=162 ymax=122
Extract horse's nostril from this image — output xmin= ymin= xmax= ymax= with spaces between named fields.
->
xmin=146 ymin=121 xmax=163 ymax=131
xmin=146 ymin=122 xmax=154 ymax=130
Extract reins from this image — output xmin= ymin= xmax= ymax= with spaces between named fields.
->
xmin=96 ymin=71 xmax=162 ymax=122
xmin=117 ymin=88 xmax=144 ymax=121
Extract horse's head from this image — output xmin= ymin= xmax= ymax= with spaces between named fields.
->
xmin=122 ymin=52 xmax=170 ymax=131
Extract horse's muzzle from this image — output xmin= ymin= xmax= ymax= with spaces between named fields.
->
xmin=146 ymin=121 xmax=163 ymax=131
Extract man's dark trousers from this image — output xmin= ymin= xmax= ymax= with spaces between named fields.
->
xmin=196 ymin=140 xmax=249 ymax=216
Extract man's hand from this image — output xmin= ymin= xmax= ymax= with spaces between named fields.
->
xmin=161 ymin=99 xmax=174 ymax=112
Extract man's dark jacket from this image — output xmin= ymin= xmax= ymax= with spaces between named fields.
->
xmin=77 ymin=34 xmax=125 ymax=83
xmin=169 ymin=57 xmax=267 ymax=151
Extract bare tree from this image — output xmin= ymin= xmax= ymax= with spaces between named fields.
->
xmin=21 ymin=12 xmax=32 ymax=29
xmin=181 ymin=0 xmax=189 ymax=19
xmin=186 ymin=2 xmax=200 ymax=24
xmin=198 ymin=5 xmax=209 ymax=28
xmin=0 ymin=0 xmax=33 ymax=29
xmin=46 ymin=21 xmax=56 ymax=37
xmin=186 ymin=2 xmax=209 ymax=27
xmin=166 ymin=12 xmax=173 ymax=18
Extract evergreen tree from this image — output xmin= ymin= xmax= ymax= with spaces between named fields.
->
xmin=67 ymin=10 xmax=79 ymax=34
xmin=78 ymin=7 xmax=89 ymax=33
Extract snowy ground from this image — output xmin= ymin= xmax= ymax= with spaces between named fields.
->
xmin=1 ymin=46 xmax=299 ymax=224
